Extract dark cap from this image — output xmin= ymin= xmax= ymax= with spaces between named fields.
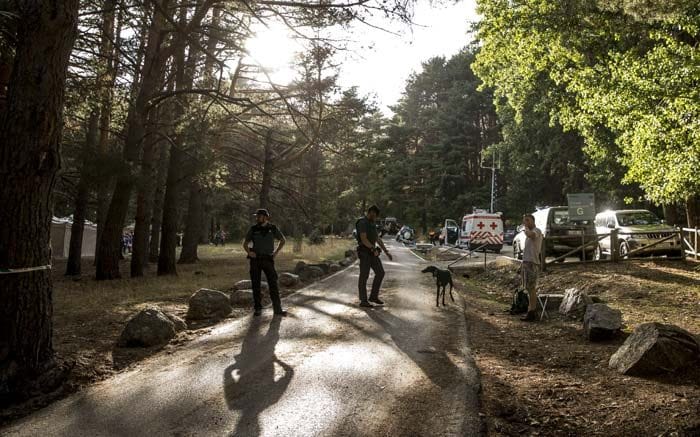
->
xmin=367 ymin=205 xmax=380 ymax=214
xmin=254 ymin=208 xmax=270 ymax=217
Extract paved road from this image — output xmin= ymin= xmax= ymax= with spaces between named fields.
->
xmin=3 ymin=240 xmax=481 ymax=437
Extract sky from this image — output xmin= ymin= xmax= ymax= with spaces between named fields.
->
xmin=245 ymin=0 xmax=480 ymax=115
xmin=336 ymin=0 xmax=480 ymax=113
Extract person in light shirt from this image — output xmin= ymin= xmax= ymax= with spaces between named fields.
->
xmin=520 ymin=213 xmax=543 ymax=322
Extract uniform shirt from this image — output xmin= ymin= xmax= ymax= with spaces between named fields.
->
xmin=245 ymin=223 xmax=284 ymax=256
xmin=522 ymin=227 xmax=544 ymax=264
xmin=356 ymin=217 xmax=378 ymax=246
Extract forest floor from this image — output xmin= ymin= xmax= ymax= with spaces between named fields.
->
xmin=458 ymin=259 xmax=700 ymax=436
xmin=0 ymin=238 xmax=355 ymax=424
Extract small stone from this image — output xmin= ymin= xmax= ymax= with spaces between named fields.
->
xmin=344 ymin=249 xmax=356 ymax=259
xmin=299 ymin=266 xmax=324 ymax=282
xmin=233 ymin=279 xmax=268 ymax=292
xmin=294 ymin=261 xmax=308 ymax=274
xmin=187 ymin=288 xmax=232 ymax=321
xmin=609 ymin=322 xmax=700 ymax=376
xmin=229 ymin=289 xmax=271 ymax=307
xmin=584 ymin=303 xmax=622 ymax=341
xmin=118 ymin=307 xmax=176 ymax=347
xmin=279 ymin=272 xmax=300 ymax=287
xmin=329 ymin=263 xmax=342 ymax=273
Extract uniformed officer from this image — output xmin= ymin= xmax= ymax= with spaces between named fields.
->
xmin=356 ymin=205 xmax=393 ymax=307
xmin=242 ymin=209 xmax=287 ymax=316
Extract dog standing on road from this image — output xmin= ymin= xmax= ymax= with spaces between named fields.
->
xmin=421 ymin=265 xmax=455 ymax=307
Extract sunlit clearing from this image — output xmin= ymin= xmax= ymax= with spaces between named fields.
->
xmin=245 ymin=23 xmax=299 ymax=85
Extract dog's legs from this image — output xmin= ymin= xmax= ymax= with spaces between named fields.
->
xmin=449 ymin=278 xmax=455 ymax=302
xmin=442 ymin=285 xmax=446 ymax=306
xmin=436 ymin=283 xmax=440 ymax=307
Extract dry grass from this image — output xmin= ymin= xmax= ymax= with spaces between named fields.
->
xmin=460 ymin=260 xmax=700 ymax=436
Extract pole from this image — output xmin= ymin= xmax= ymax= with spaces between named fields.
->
xmin=490 ymin=155 xmax=496 ymax=213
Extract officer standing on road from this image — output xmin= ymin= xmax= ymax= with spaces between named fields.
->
xmin=243 ymin=209 xmax=287 ymax=317
xmin=520 ymin=213 xmax=543 ymax=322
xmin=356 ymin=205 xmax=393 ymax=307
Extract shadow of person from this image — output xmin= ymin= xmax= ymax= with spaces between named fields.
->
xmin=223 ymin=316 xmax=293 ymax=437
xmin=364 ymin=308 xmax=464 ymax=390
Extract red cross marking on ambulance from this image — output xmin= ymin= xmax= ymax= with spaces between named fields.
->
xmin=477 ymin=222 xmax=485 ymax=229
xmin=490 ymin=222 xmax=498 ymax=230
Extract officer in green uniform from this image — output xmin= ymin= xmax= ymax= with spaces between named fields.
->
xmin=356 ymin=205 xmax=393 ymax=307
xmin=242 ymin=209 xmax=287 ymax=316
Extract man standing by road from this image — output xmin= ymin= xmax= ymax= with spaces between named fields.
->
xmin=356 ymin=205 xmax=393 ymax=307
xmin=520 ymin=213 xmax=543 ymax=321
xmin=243 ymin=209 xmax=287 ymax=317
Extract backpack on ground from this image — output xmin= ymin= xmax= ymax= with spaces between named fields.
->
xmin=509 ymin=288 xmax=529 ymax=314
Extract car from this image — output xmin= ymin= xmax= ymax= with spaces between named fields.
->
xmin=513 ymin=206 xmax=596 ymax=261
xmin=503 ymin=227 xmax=517 ymax=245
xmin=383 ymin=217 xmax=399 ymax=235
xmin=594 ymin=209 xmax=681 ymax=259
xmin=396 ymin=225 xmax=416 ymax=244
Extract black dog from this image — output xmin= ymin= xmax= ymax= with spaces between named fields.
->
xmin=421 ymin=265 xmax=455 ymax=307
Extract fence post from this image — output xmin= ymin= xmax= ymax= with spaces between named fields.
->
xmin=695 ymin=227 xmax=698 ymax=261
xmin=679 ymin=230 xmax=686 ymax=261
xmin=610 ymin=229 xmax=619 ymax=262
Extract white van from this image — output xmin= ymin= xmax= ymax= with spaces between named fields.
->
xmin=458 ymin=210 xmax=504 ymax=253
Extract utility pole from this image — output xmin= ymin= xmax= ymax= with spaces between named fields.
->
xmin=480 ymin=149 xmax=501 ymax=213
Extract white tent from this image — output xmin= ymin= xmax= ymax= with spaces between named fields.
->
xmin=51 ymin=216 xmax=97 ymax=259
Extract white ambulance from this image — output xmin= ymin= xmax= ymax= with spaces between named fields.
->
xmin=458 ymin=209 xmax=504 ymax=253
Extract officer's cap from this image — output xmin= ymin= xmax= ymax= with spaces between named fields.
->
xmin=254 ymin=208 xmax=270 ymax=217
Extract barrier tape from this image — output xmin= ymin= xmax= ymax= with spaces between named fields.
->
xmin=0 ymin=265 xmax=53 ymax=275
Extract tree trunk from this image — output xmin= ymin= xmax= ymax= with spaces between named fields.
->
xmin=686 ymin=195 xmax=699 ymax=228
xmin=130 ymin=117 xmax=161 ymax=277
xmin=149 ymin=139 xmax=169 ymax=262
xmin=0 ymin=0 xmax=79 ymax=402
xmin=95 ymin=0 xmax=120 ymax=253
xmin=65 ymin=109 xmax=100 ymax=276
xmin=95 ymin=0 xmax=170 ymax=280
xmin=158 ymin=146 xmax=184 ymax=275
xmin=178 ymin=180 xmax=203 ymax=264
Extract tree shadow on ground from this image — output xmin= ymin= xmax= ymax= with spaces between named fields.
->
xmin=223 ymin=316 xmax=292 ymax=437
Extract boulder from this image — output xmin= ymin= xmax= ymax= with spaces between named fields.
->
xmin=118 ymin=307 xmax=176 ymax=347
xmin=339 ymin=257 xmax=355 ymax=267
xmin=308 ymin=262 xmax=331 ymax=274
xmin=329 ymin=263 xmax=342 ymax=273
xmin=584 ymin=303 xmax=622 ymax=341
xmin=187 ymin=288 xmax=232 ymax=320
xmin=294 ymin=261 xmax=308 ymax=274
xmin=344 ymin=249 xmax=357 ymax=259
xmin=559 ymin=287 xmax=592 ymax=320
xmin=165 ymin=313 xmax=188 ymax=332
xmin=279 ymin=272 xmax=300 ymax=287
xmin=233 ymin=279 xmax=268 ymax=292
xmin=609 ymin=323 xmax=700 ymax=376
xmin=229 ymin=289 xmax=271 ymax=307
xmin=299 ymin=266 xmax=324 ymax=282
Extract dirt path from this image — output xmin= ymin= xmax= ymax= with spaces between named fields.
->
xmin=2 ymin=240 xmax=482 ymax=436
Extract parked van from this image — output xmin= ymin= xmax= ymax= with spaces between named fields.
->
xmin=593 ymin=209 xmax=681 ymax=259
xmin=459 ymin=210 xmax=503 ymax=252
xmin=513 ymin=206 xmax=596 ymax=260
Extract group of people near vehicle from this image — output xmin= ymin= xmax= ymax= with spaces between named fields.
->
xmin=242 ymin=205 xmax=543 ymax=322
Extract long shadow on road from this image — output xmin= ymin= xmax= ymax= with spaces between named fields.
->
xmin=223 ymin=316 xmax=293 ymax=437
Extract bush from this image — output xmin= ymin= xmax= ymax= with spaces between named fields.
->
xmin=308 ymin=228 xmax=325 ymax=245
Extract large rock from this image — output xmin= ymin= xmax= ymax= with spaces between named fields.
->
xmin=118 ymin=307 xmax=176 ymax=347
xmin=344 ymin=249 xmax=357 ymax=259
xmin=279 ymin=272 xmax=300 ymax=287
xmin=609 ymin=323 xmax=700 ymax=376
xmin=299 ymin=266 xmax=324 ymax=282
xmin=584 ymin=303 xmax=622 ymax=341
xmin=187 ymin=288 xmax=232 ymax=320
xmin=559 ymin=287 xmax=592 ymax=320
xmin=233 ymin=279 xmax=268 ymax=292
xmin=329 ymin=263 xmax=342 ymax=273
